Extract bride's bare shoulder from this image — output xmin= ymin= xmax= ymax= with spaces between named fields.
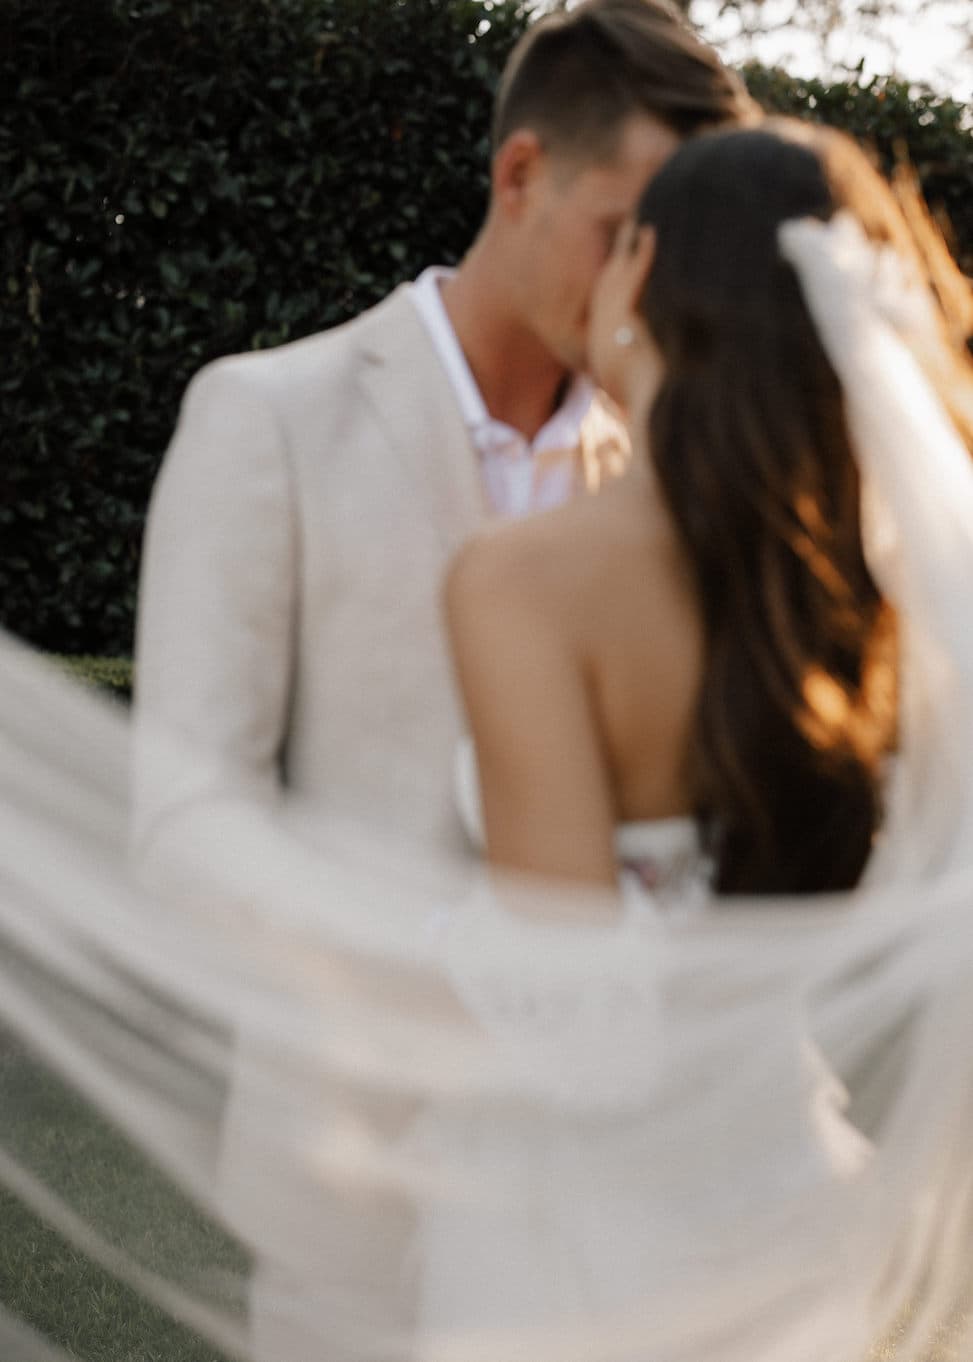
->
xmin=444 ymin=472 xmax=678 ymax=640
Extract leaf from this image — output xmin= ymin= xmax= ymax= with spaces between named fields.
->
xmin=158 ymin=258 xmax=183 ymax=288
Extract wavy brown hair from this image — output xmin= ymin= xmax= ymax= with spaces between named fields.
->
xmin=635 ymin=120 xmax=973 ymax=894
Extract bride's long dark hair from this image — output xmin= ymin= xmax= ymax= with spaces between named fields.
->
xmin=636 ymin=121 xmax=973 ymax=894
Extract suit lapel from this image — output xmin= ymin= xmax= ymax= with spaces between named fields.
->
xmin=356 ymin=286 xmax=488 ymax=556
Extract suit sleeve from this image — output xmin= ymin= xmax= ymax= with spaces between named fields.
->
xmin=132 ymin=358 xmax=298 ymax=875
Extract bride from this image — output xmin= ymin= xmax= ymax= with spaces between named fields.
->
xmin=413 ymin=116 xmax=973 ymax=1354
xmin=446 ymin=117 xmax=972 ymax=897
xmin=1 ymin=118 xmax=973 ymax=1362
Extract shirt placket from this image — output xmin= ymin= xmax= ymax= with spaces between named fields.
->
xmin=531 ymin=443 xmax=581 ymax=511
xmin=479 ymin=429 xmax=530 ymax=517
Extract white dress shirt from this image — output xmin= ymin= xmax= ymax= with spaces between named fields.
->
xmin=410 ymin=267 xmax=593 ymax=517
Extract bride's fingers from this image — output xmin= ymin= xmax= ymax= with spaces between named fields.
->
xmin=608 ymin=217 xmax=639 ymax=260
xmin=630 ymin=225 xmax=656 ymax=286
xmin=612 ymin=226 xmax=656 ymax=320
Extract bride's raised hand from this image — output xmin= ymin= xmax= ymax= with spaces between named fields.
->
xmin=587 ymin=220 xmax=657 ymax=409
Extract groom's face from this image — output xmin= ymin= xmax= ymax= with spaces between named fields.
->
xmin=515 ymin=114 xmax=681 ymax=372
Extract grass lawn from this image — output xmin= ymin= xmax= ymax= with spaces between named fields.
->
xmin=0 ymin=1028 xmax=247 ymax=1361
xmin=2 ymin=1033 xmax=968 ymax=1362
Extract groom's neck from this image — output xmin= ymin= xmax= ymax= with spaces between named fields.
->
xmin=441 ymin=249 xmax=571 ymax=443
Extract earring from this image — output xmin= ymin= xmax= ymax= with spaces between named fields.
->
xmin=613 ymin=325 xmax=635 ymax=347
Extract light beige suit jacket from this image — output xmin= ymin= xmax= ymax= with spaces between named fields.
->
xmin=134 ymin=283 xmax=628 ymax=1362
xmin=134 ymin=284 xmax=626 ymax=866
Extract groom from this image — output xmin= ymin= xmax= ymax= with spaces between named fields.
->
xmin=133 ymin=4 xmax=752 ymax=1358
xmin=133 ymin=0 xmax=753 ymax=870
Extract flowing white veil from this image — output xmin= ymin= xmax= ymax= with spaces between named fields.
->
xmin=1 ymin=213 xmax=972 ymax=1362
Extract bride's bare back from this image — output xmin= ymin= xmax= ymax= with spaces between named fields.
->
xmin=445 ymin=469 xmax=703 ymax=887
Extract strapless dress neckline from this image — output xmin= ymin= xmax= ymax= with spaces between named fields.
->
xmin=454 ymin=737 xmax=708 ymax=906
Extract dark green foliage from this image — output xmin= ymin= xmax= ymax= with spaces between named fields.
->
xmin=743 ymin=65 xmax=973 ymax=274
xmin=1 ymin=0 xmax=528 ymax=656
xmin=50 ymin=652 xmax=134 ymax=698
xmin=1 ymin=3 xmax=970 ymax=660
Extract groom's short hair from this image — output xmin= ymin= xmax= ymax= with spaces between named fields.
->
xmin=492 ymin=0 xmax=754 ymax=160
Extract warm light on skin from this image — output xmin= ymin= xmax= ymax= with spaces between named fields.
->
xmin=502 ymin=115 xmax=682 ymax=374
xmin=438 ymin=114 xmax=681 ymax=443
xmin=586 ymin=219 xmax=664 ymax=422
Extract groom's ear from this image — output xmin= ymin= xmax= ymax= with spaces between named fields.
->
xmin=492 ymin=129 xmax=547 ymax=221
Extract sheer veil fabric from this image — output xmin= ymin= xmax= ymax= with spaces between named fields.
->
xmin=0 ymin=214 xmax=972 ymax=1361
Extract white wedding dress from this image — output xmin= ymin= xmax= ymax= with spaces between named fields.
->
xmin=403 ymin=745 xmax=874 ymax=1343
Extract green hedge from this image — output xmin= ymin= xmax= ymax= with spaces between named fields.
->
xmin=2 ymin=0 xmax=528 ymax=657
xmin=2 ymin=0 xmax=971 ymax=660
xmin=49 ymin=654 xmax=134 ymax=699
xmin=743 ymin=64 xmax=973 ymax=275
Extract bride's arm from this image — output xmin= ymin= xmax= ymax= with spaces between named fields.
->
xmin=444 ymin=526 xmax=618 ymax=890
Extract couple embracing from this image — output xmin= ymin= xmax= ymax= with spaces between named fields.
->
xmin=133 ymin=0 xmax=755 ymax=886
xmin=135 ymin=0 xmax=973 ymax=900
xmin=134 ymin=0 xmax=973 ymax=899
xmin=24 ymin=1 xmax=973 ymax=1355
